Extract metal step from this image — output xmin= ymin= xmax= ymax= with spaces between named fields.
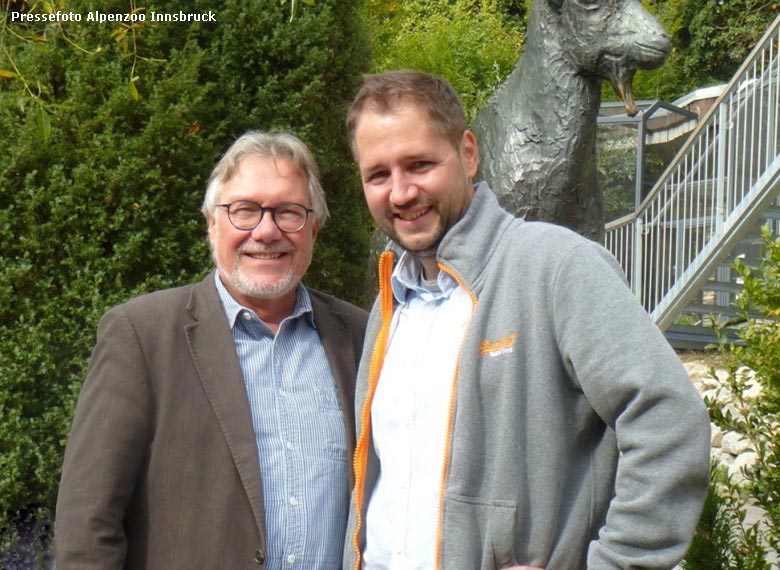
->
xmin=665 ymin=324 xmax=742 ymax=350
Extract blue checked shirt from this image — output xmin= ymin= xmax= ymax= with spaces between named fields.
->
xmin=215 ymin=274 xmax=349 ymax=569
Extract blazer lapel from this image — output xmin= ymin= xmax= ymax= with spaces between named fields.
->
xmin=184 ymin=273 xmax=267 ymax=540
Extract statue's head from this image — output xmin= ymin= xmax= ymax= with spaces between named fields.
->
xmin=544 ymin=0 xmax=671 ymax=115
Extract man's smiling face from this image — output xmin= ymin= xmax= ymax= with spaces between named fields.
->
xmin=354 ymin=103 xmax=478 ymax=256
xmin=208 ymin=155 xmax=317 ymax=309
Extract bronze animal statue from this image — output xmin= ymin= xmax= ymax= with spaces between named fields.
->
xmin=471 ymin=0 xmax=671 ymax=242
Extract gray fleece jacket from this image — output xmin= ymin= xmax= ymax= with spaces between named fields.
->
xmin=345 ymin=183 xmax=710 ymax=570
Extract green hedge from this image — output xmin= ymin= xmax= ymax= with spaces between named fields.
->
xmin=0 ymin=0 xmax=370 ymax=551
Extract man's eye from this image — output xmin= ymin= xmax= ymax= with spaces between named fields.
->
xmin=231 ymin=204 xmax=257 ymax=217
xmin=367 ymin=171 xmax=388 ymax=183
xmin=411 ymin=161 xmax=433 ymax=171
xmin=276 ymin=208 xmax=302 ymax=221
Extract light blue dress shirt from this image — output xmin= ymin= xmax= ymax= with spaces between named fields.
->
xmin=215 ymin=274 xmax=349 ymax=569
xmin=363 ymin=253 xmax=472 ymax=569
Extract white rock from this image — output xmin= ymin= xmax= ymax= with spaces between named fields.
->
xmin=710 ymin=423 xmax=724 ymax=447
xmin=722 ymin=403 xmax=741 ymax=419
xmin=712 ymin=368 xmax=730 ymax=382
xmin=711 ymin=447 xmax=725 ymax=462
xmin=716 ymin=388 xmax=736 ymax=406
xmin=684 ymin=361 xmax=712 ymax=381
xmin=699 ymin=376 xmax=721 ymax=390
xmin=721 ymin=431 xmax=752 ymax=455
xmin=718 ymin=452 xmax=735 ymax=466
xmin=728 ymin=451 xmax=758 ymax=485
xmin=736 ymin=366 xmax=756 ymax=382
xmin=700 ymin=388 xmax=721 ymax=404
xmin=735 ymin=367 xmax=764 ymax=400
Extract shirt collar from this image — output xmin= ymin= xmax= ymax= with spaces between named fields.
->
xmin=214 ymin=271 xmax=315 ymax=329
xmin=391 ymin=251 xmax=459 ymax=304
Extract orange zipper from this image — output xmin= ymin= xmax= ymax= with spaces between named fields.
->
xmin=434 ymin=263 xmax=478 ymax=570
xmin=352 ymin=250 xmax=396 ymax=570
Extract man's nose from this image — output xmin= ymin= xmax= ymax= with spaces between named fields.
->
xmin=389 ymin=173 xmax=419 ymax=206
xmin=249 ymin=210 xmax=283 ymax=241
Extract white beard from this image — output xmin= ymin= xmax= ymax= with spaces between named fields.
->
xmin=229 ymin=263 xmax=298 ymax=300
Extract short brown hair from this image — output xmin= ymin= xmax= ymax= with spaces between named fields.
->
xmin=346 ymin=70 xmax=467 ymax=158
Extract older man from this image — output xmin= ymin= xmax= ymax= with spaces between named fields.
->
xmin=56 ymin=131 xmax=367 ymax=569
xmin=344 ymin=71 xmax=710 ymax=570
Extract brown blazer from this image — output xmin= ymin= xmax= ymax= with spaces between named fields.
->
xmin=55 ymin=273 xmax=368 ymax=569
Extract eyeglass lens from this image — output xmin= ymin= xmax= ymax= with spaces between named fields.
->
xmin=227 ymin=201 xmax=308 ymax=232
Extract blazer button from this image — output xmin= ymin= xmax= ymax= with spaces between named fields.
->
xmin=254 ymin=549 xmax=265 ymax=565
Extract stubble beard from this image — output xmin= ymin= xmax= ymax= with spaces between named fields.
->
xmin=385 ymin=211 xmax=444 ymax=259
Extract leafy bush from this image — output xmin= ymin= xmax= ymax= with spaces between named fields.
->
xmin=0 ymin=0 xmax=370 ymax=558
xmin=685 ymin=226 xmax=780 ymax=567
xmin=361 ymin=0 xmax=525 ymax=121
xmin=628 ymin=0 xmax=778 ymax=102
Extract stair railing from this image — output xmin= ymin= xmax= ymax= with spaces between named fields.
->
xmin=605 ymin=13 xmax=780 ymax=330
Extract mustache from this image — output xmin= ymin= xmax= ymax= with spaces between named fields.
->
xmin=238 ymin=243 xmax=295 ymax=255
xmin=391 ymin=200 xmax=433 ymax=214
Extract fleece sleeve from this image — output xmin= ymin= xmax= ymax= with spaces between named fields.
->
xmin=552 ymin=241 xmax=710 ymax=569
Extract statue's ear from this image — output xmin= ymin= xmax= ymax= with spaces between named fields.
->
xmin=547 ymin=0 xmax=564 ymax=10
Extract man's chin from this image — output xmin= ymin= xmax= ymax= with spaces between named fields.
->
xmin=232 ymin=269 xmax=297 ymax=301
xmin=405 ymin=245 xmax=437 ymax=258
xmin=389 ymin=231 xmax=441 ymax=258
xmin=395 ymin=236 xmax=439 ymax=258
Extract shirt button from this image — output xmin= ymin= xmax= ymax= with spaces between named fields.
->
xmin=243 ymin=312 xmax=252 ymax=321
xmin=278 ymin=388 xmax=287 ymax=396
xmin=289 ymin=496 xmax=298 ymax=506
xmin=287 ymin=554 xmax=296 ymax=564
xmin=286 ymin=441 xmax=294 ymax=450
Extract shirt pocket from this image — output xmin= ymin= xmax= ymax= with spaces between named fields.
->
xmin=442 ymin=494 xmax=519 ymax=570
xmin=313 ymin=385 xmax=348 ymax=463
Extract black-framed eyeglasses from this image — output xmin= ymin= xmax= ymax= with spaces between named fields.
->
xmin=216 ymin=201 xmax=314 ymax=233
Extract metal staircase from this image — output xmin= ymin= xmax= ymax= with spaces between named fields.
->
xmin=604 ymin=14 xmax=780 ymax=332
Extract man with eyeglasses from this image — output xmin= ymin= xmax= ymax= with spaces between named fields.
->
xmin=56 ymin=131 xmax=368 ymax=569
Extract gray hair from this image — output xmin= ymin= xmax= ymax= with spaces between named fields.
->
xmin=201 ymin=131 xmax=329 ymax=226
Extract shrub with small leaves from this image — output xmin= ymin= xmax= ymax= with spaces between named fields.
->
xmin=0 ymin=0 xmax=370 ymax=559
xmin=686 ymin=225 xmax=780 ymax=567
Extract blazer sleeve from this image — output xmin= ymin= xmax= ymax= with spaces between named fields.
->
xmin=55 ymin=305 xmax=152 ymax=569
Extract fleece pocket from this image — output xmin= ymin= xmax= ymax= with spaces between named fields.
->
xmin=441 ymin=494 xmax=519 ymax=570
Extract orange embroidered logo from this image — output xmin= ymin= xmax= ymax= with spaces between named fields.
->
xmin=479 ymin=332 xmax=517 ymax=356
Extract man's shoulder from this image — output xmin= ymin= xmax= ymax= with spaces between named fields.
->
xmin=307 ymin=288 xmax=368 ymax=323
xmin=501 ymin=220 xmax=597 ymax=261
xmin=512 ymin=219 xmax=587 ymax=245
xmin=107 ymin=278 xmax=204 ymax=320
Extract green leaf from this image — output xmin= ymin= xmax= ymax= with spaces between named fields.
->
xmin=111 ymin=28 xmax=128 ymax=42
xmin=36 ymin=106 xmax=51 ymax=142
xmin=128 ymin=78 xmax=140 ymax=101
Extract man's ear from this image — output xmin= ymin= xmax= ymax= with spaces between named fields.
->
xmin=461 ymin=130 xmax=480 ymax=180
xmin=207 ymin=215 xmax=217 ymax=241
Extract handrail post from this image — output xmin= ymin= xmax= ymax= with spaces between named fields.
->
xmin=716 ymin=104 xmax=728 ymax=236
xmin=636 ymin=111 xmax=646 ymax=208
xmin=633 ymin=217 xmax=644 ymax=303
